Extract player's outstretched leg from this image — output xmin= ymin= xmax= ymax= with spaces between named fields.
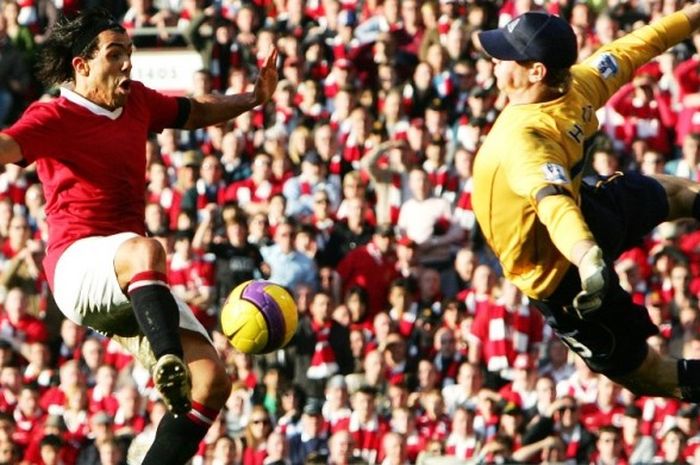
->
xmin=611 ymin=345 xmax=699 ymax=401
xmin=651 ymin=174 xmax=700 ymax=221
xmin=115 ymin=237 xmax=191 ymax=415
xmin=142 ymin=330 xmax=232 ymax=465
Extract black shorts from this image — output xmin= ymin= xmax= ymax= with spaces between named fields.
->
xmin=532 ymin=172 xmax=669 ymax=377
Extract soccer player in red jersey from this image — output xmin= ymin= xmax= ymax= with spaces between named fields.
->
xmin=0 ymin=7 xmax=278 ymax=465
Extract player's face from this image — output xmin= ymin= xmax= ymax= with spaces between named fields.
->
xmin=492 ymin=58 xmax=532 ymax=94
xmin=82 ymin=30 xmax=133 ymax=110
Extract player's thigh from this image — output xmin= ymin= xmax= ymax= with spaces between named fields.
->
xmin=612 ymin=345 xmax=679 ymax=398
xmin=53 ymin=232 xmax=140 ymax=336
xmin=581 ymin=172 xmax=668 ymax=257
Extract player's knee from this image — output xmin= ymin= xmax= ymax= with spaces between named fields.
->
xmin=122 ymin=237 xmax=167 ymax=272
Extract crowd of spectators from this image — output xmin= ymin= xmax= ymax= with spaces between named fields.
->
xmin=0 ymin=0 xmax=699 ymax=464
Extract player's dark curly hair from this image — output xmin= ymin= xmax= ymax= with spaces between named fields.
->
xmin=36 ymin=7 xmax=126 ymax=87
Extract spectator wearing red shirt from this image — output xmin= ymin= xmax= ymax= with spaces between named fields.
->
xmin=461 ymin=263 xmax=496 ymax=316
xmin=468 ymin=281 xmax=543 ymax=386
xmin=324 ymin=375 xmax=352 ymax=435
xmin=620 ymin=404 xmax=656 ymax=465
xmin=12 ymin=384 xmax=44 ymax=449
xmin=388 ymin=406 xmax=424 ymax=463
xmin=499 ymin=354 xmax=538 ymax=409
xmin=337 ymin=385 xmax=388 ymax=465
xmin=39 ymin=360 xmax=83 ymax=417
xmin=379 ymin=431 xmax=410 ymax=465
xmin=22 ymin=341 xmax=54 ymax=390
xmin=639 ymin=395 xmax=680 ymax=438
xmin=0 ymin=214 xmax=32 ymax=264
xmin=113 ymin=384 xmax=146 ymax=438
xmin=61 ymin=385 xmax=89 ymax=445
xmin=579 ymin=377 xmax=625 ymax=434
xmin=181 ymin=154 xmax=228 ymax=221
xmin=224 ymin=153 xmax=281 ymax=216
xmin=607 ymin=74 xmax=675 ymax=154
xmin=656 ymin=426 xmax=687 ymax=465
xmin=590 ymin=425 xmax=627 ymax=465
xmin=87 ymin=365 xmax=118 ymax=416
xmin=0 ymin=164 xmax=29 ymax=206
xmin=445 ymin=404 xmax=480 ymax=460
xmin=556 ymin=358 xmax=598 ymax=408
xmin=167 ymin=230 xmax=216 ymax=331
xmin=146 ymin=160 xmax=182 ymax=231
xmin=337 ymin=224 xmax=398 ymax=318
xmin=677 ymin=404 xmax=700 ymax=460
xmin=0 ymin=287 xmax=48 ymax=356
xmin=432 ymin=327 xmax=462 ymax=387
xmin=415 ymin=389 xmax=450 ymax=441
xmin=384 ymin=332 xmax=414 ymax=387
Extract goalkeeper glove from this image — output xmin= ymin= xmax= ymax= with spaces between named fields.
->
xmin=572 ymin=245 xmax=609 ymax=319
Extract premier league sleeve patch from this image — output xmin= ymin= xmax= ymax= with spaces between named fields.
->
xmin=590 ymin=53 xmax=619 ymax=79
xmin=541 ymin=163 xmax=570 ymax=184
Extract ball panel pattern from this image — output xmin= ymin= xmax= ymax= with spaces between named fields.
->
xmin=241 ymin=280 xmax=285 ymax=352
xmin=221 ymin=280 xmax=299 ymax=354
xmin=264 ymin=283 xmax=298 ymax=346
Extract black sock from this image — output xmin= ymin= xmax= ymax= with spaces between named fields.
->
xmin=128 ymin=271 xmax=183 ymax=360
xmin=141 ymin=402 xmax=217 ymax=465
xmin=677 ymin=359 xmax=700 ymax=402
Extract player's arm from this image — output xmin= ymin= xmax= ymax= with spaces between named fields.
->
xmin=506 ymin=132 xmax=594 ymax=265
xmin=182 ymin=47 xmax=279 ymax=129
xmin=575 ymin=6 xmax=698 ymax=109
xmin=507 ymin=133 xmax=606 ymax=315
xmin=0 ymin=133 xmax=23 ymax=165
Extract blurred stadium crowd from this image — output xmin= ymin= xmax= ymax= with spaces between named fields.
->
xmin=0 ymin=0 xmax=699 ymax=464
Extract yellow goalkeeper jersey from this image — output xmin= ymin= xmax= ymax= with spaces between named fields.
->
xmin=472 ymin=11 xmax=691 ymax=300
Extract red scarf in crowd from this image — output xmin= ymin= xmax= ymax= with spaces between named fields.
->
xmin=307 ymin=320 xmax=338 ymax=380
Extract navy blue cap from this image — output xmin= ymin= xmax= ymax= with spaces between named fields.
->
xmin=478 ymin=12 xmax=577 ymax=69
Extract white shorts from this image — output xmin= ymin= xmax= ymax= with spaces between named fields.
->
xmin=53 ymin=232 xmax=212 ymax=371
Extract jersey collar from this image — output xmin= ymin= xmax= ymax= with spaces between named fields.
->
xmin=59 ymin=87 xmax=123 ymax=120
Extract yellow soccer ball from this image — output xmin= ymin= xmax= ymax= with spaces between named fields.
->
xmin=220 ymin=280 xmax=298 ymax=354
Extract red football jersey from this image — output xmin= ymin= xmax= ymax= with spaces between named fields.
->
xmin=3 ymin=82 xmax=181 ymax=286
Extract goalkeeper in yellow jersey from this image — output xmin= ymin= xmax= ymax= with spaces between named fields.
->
xmin=473 ymin=4 xmax=700 ymax=400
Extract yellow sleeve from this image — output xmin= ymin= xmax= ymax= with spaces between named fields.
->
xmin=505 ymin=130 xmax=594 ymax=263
xmin=536 ymin=195 xmax=594 ymax=264
xmin=573 ymin=10 xmax=691 ymax=110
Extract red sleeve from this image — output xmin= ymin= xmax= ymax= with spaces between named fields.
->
xmin=136 ymin=82 xmax=185 ymax=132
xmin=3 ymin=102 xmax=63 ymax=164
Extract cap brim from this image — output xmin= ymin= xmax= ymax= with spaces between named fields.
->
xmin=478 ymin=29 xmax=528 ymax=62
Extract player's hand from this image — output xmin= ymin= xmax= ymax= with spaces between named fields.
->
xmin=573 ymin=245 xmax=608 ymax=319
xmin=253 ymin=47 xmax=279 ymax=106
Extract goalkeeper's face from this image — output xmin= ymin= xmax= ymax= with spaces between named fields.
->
xmin=493 ymin=58 xmax=536 ymax=96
